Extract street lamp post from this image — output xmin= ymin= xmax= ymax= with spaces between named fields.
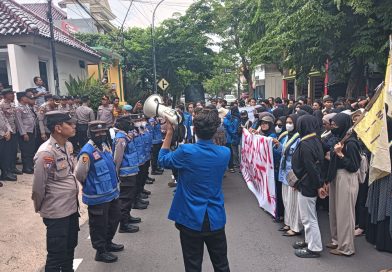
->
xmin=152 ymin=0 xmax=166 ymax=94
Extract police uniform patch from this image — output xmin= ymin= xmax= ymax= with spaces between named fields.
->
xmin=43 ymin=156 xmax=54 ymax=168
xmin=92 ymin=151 xmax=101 ymax=160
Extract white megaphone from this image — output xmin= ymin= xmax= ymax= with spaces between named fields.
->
xmin=143 ymin=94 xmax=182 ymax=125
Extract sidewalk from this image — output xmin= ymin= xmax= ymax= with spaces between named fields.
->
xmin=0 ymin=174 xmax=88 ymax=272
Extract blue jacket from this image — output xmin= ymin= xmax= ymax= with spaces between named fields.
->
xmin=133 ymin=132 xmax=146 ymax=165
xmin=78 ymin=143 xmax=119 ymax=206
xmin=142 ymin=127 xmax=153 ymax=161
xmin=183 ymin=112 xmax=193 ymax=142
xmin=223 ymin=113 xmax=240 ymax=145
xmin=151 ymin=122 xmax=163 ymax=144
xmin=113 ymin=131 xmax=139 ymax=177
xmin=278 ymin=134 xmax=300 ymax=185
xmin=159 ymin=139 xmax=230 ymax=231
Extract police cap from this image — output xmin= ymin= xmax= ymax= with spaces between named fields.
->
xmin=16 ymin=92 xmax=28 ymax=100
xmin=1 ymin=88 xmax=15 ymax=95
xmin=88 ymin=121 xmax=108 ymax=132
xmin=46 ymin=111 xmax=76 ymax=127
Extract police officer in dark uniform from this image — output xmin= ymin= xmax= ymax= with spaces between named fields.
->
xmin=32 ymin=111 xmax=79 ymax=272
xmin=113 ymin=116 xmax=141 ymax=233
xmin=75 ymin=121 xmax=123 ymax=263
xmin=15 ymin=92 xmax=36 ymax=174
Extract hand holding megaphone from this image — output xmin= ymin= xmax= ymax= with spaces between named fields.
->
xmin=143 ymin=94 xmax=182 ymax=125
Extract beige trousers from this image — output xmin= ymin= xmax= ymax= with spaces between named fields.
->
xmin=329 ymin=169 xmax=359 ymax=255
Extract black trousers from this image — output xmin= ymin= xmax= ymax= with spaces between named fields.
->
xmin=275 ymin=177 xmax=284 ymax=220
xmin=225 ymin=143 xmax=234 ymax=169
xmin=18 ymin=132 xmax=36 ymax=171
xmin=151 ymin=143 xmax=162 ymax=171
xmin=43 ymin=212 xmax=79 ymax=272
xmin=88 ymin=199 xmax=120 ymax=253
xmin=176 ymin=224 xmax=230 ymax=272
xmin=136 ymin=161 xmax=149 ymax=197
xmin=356 ymin=182 xmax=369 ymax=230
xmin=76 ymin=124 xmax=89 ymax=149
xmin=0 ymin=138 xmax=6 ymax=176
xmin=119 ymin=176 xmax=138 ymax=225
xmin=3 ymin=133 xmax=17 ymax=172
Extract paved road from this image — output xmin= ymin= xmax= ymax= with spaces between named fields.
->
xmin=74 ymin=171 xmax=391 ymax=272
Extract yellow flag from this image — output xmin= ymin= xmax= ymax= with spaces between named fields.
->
xmin=354 ymin=55 xmax=391 ymax=184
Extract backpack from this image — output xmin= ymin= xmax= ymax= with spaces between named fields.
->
xmin=171 ymin=123 xmax=186 ymax=146
xmin=358 ymin=152 xmax=369 ymax=184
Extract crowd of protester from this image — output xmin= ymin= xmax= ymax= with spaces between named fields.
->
xmin=169 ymin=93 xmax=392 ymax=260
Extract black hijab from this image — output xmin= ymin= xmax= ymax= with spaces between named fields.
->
xmin=313 ymin=110 xmax=323 ymax=134
xmin=330 ymin=113 xmax=352 ymax=140
xmin=297 ymin=115 xmax=320 ymax=138
xmin=300 ymin=104 xmax=314 ymax=115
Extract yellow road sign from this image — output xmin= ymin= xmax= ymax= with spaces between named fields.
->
xmin=158 ymin=78 xmax=169 ymax=91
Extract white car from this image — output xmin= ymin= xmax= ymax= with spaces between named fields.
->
xmin=224 ymin=94 xmax=237 ymax=104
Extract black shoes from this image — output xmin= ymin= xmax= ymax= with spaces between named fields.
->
xmin=140 ymin=193 xmax=149 ymax=199
xmin=151 ymin=170 xmax=163 ymax=175
xmin=137 ymin=198 xmax=149 ymax=205
xmin=95 ymin=251 xmax=118 ymax=263
xmin=146 ymin=179 xmax=154 ymax=185
xmin=1 ymin=173 xmax=17 ymax=181
xmin=134 ymin=202 xmax=148 ymax=210
xmin=143 ymin=189 xmax=151 ymax=195
xmin=22 ymin=169 xmax=34 ymax=174
xmin=106 ymin=242 xmax=124 ymax=252
xmin=12 ymin=168 xmax=23 ymax=175
xmin=293 ymin=241 xmax=308 ymax=249
xmin=128 ymin=215 xmax=141 ymax=224
xmin=295 ymin=248 xmax=321 ymax=258
xmin=119 ymin=223 xmax=139 ymax=233
xmin=147 ymin=176 xmax=155 ymax=182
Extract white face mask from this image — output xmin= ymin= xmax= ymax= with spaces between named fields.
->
xmin=286 ymin=123 xmax=294 ymax=132
xmin=275 ymin=126 xmax=282 ymax=134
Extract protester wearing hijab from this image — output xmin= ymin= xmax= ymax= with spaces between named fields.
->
xmin=300 ymin=105 xmax=314 ymax=115
xmin=278 ymin=114 xmax=303 ymax=237
xmin=291 ymin=115 xmax=325 ymax=258
xmin=326 ymin=113 xmax=361 ymax=256
xmin=313 ymin=110 xmax=324 ymax=135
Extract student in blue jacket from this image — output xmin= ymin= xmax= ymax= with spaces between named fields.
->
xmin=159 ymin=108 xmax=231 ymax=272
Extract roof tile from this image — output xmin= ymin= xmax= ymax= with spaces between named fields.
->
xmin=0 ymin=0 xmax=100 ymax=58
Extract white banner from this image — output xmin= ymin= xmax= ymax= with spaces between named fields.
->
xmin=238 ymin=106 xmax=255 ymax=122
xmin=240 ymin=129 xmax=276 ymax=217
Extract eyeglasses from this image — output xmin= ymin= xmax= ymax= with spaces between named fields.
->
xmin=276 ymin=124 xmax=283 ymax=128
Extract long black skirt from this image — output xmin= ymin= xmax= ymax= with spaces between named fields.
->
xmin=366 ymin=215 xmax=392 ymax=253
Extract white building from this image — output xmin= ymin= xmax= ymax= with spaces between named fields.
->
xmin=0 ymin=0 xmax=101 ymax=94
xmin=253 ymin=64 xmax=283 ymax=99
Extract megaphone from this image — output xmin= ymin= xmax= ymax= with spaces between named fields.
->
xmin=143 ymin=94 xmax=182 ymax=125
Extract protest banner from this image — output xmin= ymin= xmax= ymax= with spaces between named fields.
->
xmin=240 ymin=129 xmax=276 ymax=216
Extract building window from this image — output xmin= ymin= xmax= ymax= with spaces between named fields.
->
xmin=0 ymin=60 xmax=9 ymax=87
xmin=39 ymin=61 xmax=49 ymax=89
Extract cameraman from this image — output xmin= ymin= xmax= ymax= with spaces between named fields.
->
xmin=159 ymin=108 xmax=231 ymax=272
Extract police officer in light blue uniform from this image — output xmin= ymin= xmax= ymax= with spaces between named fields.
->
xmin=132 ymin=120 xmax=150 ymax=209
xmin=149 ymin=117 xmax=164 ymax=175
xmin=74 ymin=120 xmax=123 ymax=263
xmin=112 ymin=116 xmax=141 ymax=233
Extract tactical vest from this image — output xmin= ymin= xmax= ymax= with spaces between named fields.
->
xmin=114 ymin=131 xmax=140 ymax=176
xmin=133 ymin=132 xmax=146 ymax=165
xmin=78 ymin=143 xmax=119 ymax=206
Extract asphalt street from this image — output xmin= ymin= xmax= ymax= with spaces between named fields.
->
xmin=74 ymin=170 xmax=392 ymax=272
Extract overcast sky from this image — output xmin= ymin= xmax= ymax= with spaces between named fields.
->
xmin=16 ymin=0 xmax=195 ymax=28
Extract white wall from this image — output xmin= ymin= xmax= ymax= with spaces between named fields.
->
xmin=7 ymin=44 xmax=89 ymax=94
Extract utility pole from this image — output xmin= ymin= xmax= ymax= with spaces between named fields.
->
xmin=47 ymin=0 xmax=60 ymax=95
xmin=152 ymin=0 xmax=166 ymax=94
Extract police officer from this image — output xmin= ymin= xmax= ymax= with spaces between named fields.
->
xmin=97 ymin=95 xmax=114 ymax=127
xmin=0 ymin=88 xmax=21 ymax=176
xmin=32 ymin=111 xmax=79 ymax=272
xmin=75 ymin=96 xmax=95 ymax=148
xmin=113 ymin=116 xmax=141 ymax=233
xmin=133 ymin=119 xmax=150 ymax=209
xmin=37 ymin=94 xmax=57 ymax=143
xmin=75 ymin=121 xmax=123 ymax=263
xmin=15 ymin=92 xmax=36 ymax=174
xmin=149 ymin=117 xmax=164 ymax=175
xmin=58 ymin=95 xmax=70 ymax=112
xmin=0 ymin=108 xmax=14 ymax=182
